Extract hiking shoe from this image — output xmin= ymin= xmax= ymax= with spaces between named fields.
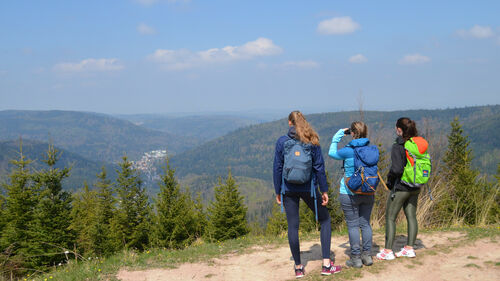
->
xmin=321 ymin=262 xmax=342 ymax=275
xmin=294 ymin=265 xmax=305 ymax=279
xmin=395 ymin=247 xmax=416 ymax=258
xmin=361 ymin=254 xmax=373 ymax=266
xmin=345 ymin=256 xmax=363 ymax=268
xmin=376 ymin=249 xmax=395 ymax=260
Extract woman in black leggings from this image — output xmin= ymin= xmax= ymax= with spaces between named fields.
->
xmin=273 ymin=111 xmax=341 ymax=278
xmin=377 ymin=117 xmax=421 ymax=260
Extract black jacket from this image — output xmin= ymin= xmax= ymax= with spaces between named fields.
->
xmin=387 ymin=136 xmax=417 ymax=192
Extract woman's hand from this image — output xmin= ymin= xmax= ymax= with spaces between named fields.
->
xmin=276 ymin=194 xmax=281 ymax=205
xmin=321 ymin=192 xmax=329 ymax=206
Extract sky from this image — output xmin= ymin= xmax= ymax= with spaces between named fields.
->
xmin=1 ymin=0 xmax=499 ymax=115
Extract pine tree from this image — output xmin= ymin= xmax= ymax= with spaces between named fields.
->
xmin=69 ymin=182 xmax=98 ymax=256
xmin=193 ymin=192 xmax=207 ymax=239
xmin=110 ymin=156 xmax=151 ymax=251
xmin=207 ymin=171 xmax=249 ymax=242
xmin=441 ymin=117 xmax=480 ymax=225
xmin=265 ymin=203 xmax=287 ymax=235
xmin=0 ymin=140 xmax=37 ymax=271
xmin=94 ymin=167 xmax=116 ymax=255
xmin=30 ymin=143 xmax=74 ymax=267
xmin=152 ymin=160 xmax=198 ymax=249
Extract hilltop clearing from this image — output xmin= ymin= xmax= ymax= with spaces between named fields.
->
xmin=116 ymin=229 xmax=500 ymax=281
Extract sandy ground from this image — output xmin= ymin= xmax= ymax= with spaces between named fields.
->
xmin=116 ymin=231 xmax=500 ymax=281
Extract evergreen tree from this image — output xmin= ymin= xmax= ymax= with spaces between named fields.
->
xmin=94 ymin=167 xmax=116 ymax=255
xmin=0 ymin=141 xmax=37 ymax=271
xmin=69 ymin=182 xmax=98 ymax=256
xmin=110 ymin=156 xmax=150 ymax=251
xmin=30 ymin=143 xmax=74 ymax=267
xmin=193 ymin=192 xmax=207 ymax=239
xmin=265 ymin=203 xmax=287 ymax=235
xmin=152 ymin=160 xmax=198 ymax=249
xmin=207 ymin=171 xmax=249 ymax=242
xmin=441 ymin=117 xmax=481 ymax=225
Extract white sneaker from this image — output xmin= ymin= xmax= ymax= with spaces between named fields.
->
xmin=376 ymin=249 xmax=395 ymax=260
xmin=395 ymin=247 xmax=416 ymax=258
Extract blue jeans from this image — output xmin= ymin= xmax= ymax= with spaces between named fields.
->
xmin=339 ymin=193 xmax=374 ymax=256
xmin=283 ymin=191 xmax=331 ymax=265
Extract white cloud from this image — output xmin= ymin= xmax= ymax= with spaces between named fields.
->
xmin=54 ymin=58 xmax=124 ymax=73
xmin=281 ymin=60 xmax=320 ymax=69
xmin=149 ymin=37 xmax=283 ymax=70
xmin=398 ymin=54 xmax=431 ymax=65
xmin=137 ymin=23 xmax=156 ymax=35
xmin=317 ymin=16 xmax=360 ymax=35
xmin=456 ymin=25 xmax=495 ymax=39
xmin=349 ymin=54 xmax=367 ymax=64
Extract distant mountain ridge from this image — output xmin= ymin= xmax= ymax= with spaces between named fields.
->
xmin=0 ymin=110 xmax=199 ymax=163
xmin=118 ymin=114 xmax=266 ymax=142
xmin=170 ymin=105 xmax=500 ymax=186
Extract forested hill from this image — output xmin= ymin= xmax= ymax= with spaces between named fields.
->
xmin=0 ymin=139 xmax=117 ymax=191
xmin=0 ymin=110 xmax=198 ymax=162
xmin=118 ymin=114 xmax=265 ymax=142
xmin=170 ymin=105 xmax=500 ymax=184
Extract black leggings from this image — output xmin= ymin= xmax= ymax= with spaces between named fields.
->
xmin=283 ymin=191 xmax=332 ymax=265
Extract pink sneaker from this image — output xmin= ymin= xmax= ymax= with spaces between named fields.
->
xmin=376 ymin=249 xmax=395 ymax=260
xmin=321 ymin=261 xmax=342 ymax=275
xmin=294 ymin=265 xmax=305 ymax=279
xmin=395 ymin=247 xmax=416 ymax=258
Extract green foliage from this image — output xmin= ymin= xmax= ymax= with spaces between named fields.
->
xmin=70 ymin=167 xmax=115 ymax=257
xmin=438 ymin=117 xmax=497 ymax=225
xmin=265 ymin=202 xmax=287 ymax=236
xmin=152 ymin=160 xmax=201 ymax=249
xmin=29 ymin=143 xmax=74 ymax=267
xmin=70 ymin=182 xmax=99 ymax=256
xmin=110 ymin=156 xmax=151 ymax=251
xmin=0 ymin=141 xmax=37 ymax=273
xmin=206 ymin=171 xmax=249 ymax=242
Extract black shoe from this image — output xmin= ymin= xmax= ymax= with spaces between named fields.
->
xmin=361 ymin=254 xmax=373 ymax=266
xmin=345 ymin=256 xmax=363 ymax=268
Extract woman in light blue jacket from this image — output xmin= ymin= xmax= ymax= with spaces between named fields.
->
xmin=328 ymin=121 xmax=374 ymax=268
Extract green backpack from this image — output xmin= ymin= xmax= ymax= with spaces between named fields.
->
xmin=401 ymin=136 xmax=432 ymax=188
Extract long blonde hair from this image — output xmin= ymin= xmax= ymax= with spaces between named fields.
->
xmin=288 ymin=111 xmax=320 ymax=146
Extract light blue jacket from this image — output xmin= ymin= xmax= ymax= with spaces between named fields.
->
xmin=328 ymin=129 xmax=370 ymax=195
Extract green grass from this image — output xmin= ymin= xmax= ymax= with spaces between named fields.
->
xmin=467 ymin=256 xmax=478 ymax=259
xmin=465 ymin=263 xmax=481 ymax=269
xmin=23 ymin=226 xmax=500 ymax=281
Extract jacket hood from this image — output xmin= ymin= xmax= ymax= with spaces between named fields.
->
xmin=348 ymin=138 xmax=370 ymax=147
xmin=395 ymin=136 xmax=405 ymax=145
xmin=287 ymin=126 xmax=297 ymax=139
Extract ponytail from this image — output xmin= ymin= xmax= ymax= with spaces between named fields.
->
xmin=288 ymin=111 xmax=320 ymax=145
xmin=396 ymin=117 xmax=418 ymax=141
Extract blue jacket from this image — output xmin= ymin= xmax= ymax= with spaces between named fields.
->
xmin=328 ymin=129 xmax=370 ymax=195
xmin=273 ymin=127 xmax=328 ymax=195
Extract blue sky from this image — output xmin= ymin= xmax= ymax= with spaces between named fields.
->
xmin=1 ymin=0 xmax=499 ymax=114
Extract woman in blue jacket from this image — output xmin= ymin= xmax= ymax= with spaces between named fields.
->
xmin=328 ymin=122 xmax=374 ymax=268
xmin=273 ymin=111 xmax=341 ymax=278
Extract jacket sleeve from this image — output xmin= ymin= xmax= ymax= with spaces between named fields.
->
xmin=273 ymin=138 xmax=285 ymax=195
xmin=328 ymin=129 xmax=346 ymax=159
xmin=387 ymin=143 xmax=406 ymax=189
xmin=312 ymin=145 xmax=328 ymax=193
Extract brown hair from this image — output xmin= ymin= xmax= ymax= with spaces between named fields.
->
xmin=396 ymin=117 xmax=418 ymax=141
xmin=288 ymin=111 xmax=320 ymax=145
xmin=350 ymin=121 xmax=367 ymax=139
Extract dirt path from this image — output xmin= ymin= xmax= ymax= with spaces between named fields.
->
xmin=116 ymin=231 xmax=500 ymax=281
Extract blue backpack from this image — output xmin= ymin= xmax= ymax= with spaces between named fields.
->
xmin=345 ymin=145 xmax=380 ymax=195
xmin=283 ymin=139 xmax=312 ymax=184
xmin=280 ymin=138 xmax=319 ymax=221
